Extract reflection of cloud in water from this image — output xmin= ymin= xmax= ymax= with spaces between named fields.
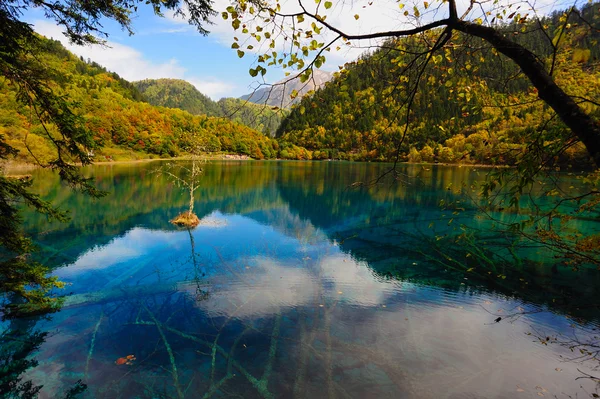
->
xmin=192 ymin=254 xmax=599 ymax=398
xmin=197 ymin=253 xmax=396 ymax=318
xmin=56 ymin=227 xmax=183 ymax=277
xmin=319 ymin=254 xmax=396 ymax=306
xmin=331 ymin=301 xmax=595 ymax=398
xmin=199 ymin=257 xmax=318 ymax=318
xmin=197 ymin=212 xmax=228 ymax=228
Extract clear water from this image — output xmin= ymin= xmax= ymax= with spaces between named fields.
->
xmin=6 ymin=161 xmax=600 ymax=398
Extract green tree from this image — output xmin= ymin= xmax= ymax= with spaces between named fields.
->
xmin=0 ymin=0 xmax=214 ymax=316
xmin=224 ymin=0 xmax=600 ymax=166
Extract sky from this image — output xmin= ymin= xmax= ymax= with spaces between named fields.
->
xmin=25 ymin=0 xmax=398 ymax=99
xmin=24 ymin=0 xmax=570 ymax=100
xmin=29 ymin=5 xmax=265 ymax=99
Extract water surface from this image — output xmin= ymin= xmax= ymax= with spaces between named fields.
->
xmin=8 ymin=161 xmax=600 ymax=398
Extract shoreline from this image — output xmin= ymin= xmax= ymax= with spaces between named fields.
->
xmin=2 ymin=153 xmax=253 ymax=174
xmin=4 ymin=157 xmax=582 ymax=176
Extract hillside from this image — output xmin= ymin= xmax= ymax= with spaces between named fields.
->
xmin=276 ymin=5 xmax=600 ymax=166
xmin=240 ymin=70 xmax=333 ymax=108
xmin=133 ymin=78 xmax=285 ymax=136
xmin=0 ymin=37 xmax=279 ymax=163
xmin=216 ymin=97 xmax=287 ymax=137
xmin=133 ymin=78 xmax=222 ymax=117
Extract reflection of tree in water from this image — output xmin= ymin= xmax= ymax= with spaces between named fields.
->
xmin=331 ymin=208 xmax=600 ymax=391
xmin=14 ymin=161 xmax=600 ymax=397
xmin=0 ymin=310 xmax=87 ymax=398
xmin=0 ymin=317 xmax=49 ymax=398
xmin=187 ymin=227 xmax=209 ymax=302
xmin=6 ymin=224 xmax=600 ymax=398
xmin=57 ymin=240 xmax=420 ymax=399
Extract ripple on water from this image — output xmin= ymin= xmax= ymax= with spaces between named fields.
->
xmin=13 ymin=162 xmax=600 ymax=399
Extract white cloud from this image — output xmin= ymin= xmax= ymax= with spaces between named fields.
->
xmin=33 ymin=20 xmax=236 ymax=99
xmin=157 ymin=0 xmax=416 ymax=79
xmin=188 ymin=77 xmax=236 ymax=99
xmin=158 ymin=26 xmax=193 ymax=34
xmin=155 ymin=0 xmax=401 ymax=82
xmin=161 ymin=0 xmax=579 ymax=83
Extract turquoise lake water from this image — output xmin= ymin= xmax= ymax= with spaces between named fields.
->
xmin=5 ymin=160 xmax=600 ymax=398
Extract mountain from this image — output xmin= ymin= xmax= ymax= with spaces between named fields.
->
xmin=133 ymin=78 xmax=286 ymax=136
xmin=276 ymin=5 xmax=599 ymax=166
xmin=133 ymin=79 xmax=222 ymax=117
xmin=216 ymin=98 xmax=287 ymax=137
xmin=240 ymin=70 xmax=333 ymax=108
xmin=1 ymin=36 xmax=280 ymax=163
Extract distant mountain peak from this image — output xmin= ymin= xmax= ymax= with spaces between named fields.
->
xmin=132 ymin=78 xmax=284 ymax=136
xmin=240 ymin=70 xmax=333 ymax=108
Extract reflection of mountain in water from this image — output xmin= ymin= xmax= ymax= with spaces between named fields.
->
xmin=23 ymin=161 xmax=600 ymax=323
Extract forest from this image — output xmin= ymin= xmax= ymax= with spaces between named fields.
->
xmin=276 ymin=3 xmax=600 ymax=166
xmin=2 ymin=4 xmax=598 ymax=166
xmin=0 ymin=38 xmax=280 ymax=163
xmin=133 ymin=79 xmax=285 ymax=136
xmin=1 ymin=0 xmax=600 ymax=397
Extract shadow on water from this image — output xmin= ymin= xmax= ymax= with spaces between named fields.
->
xmin=0 ymin=304 xmax=87 ymax=398
xmin=7 ymin=160 xmax=600 ymax=398
xmin=21 ymin=161 xmax=600 ymax=322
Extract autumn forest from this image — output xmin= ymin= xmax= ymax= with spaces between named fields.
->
xmin=2 ymin=0 xmax=600 ymax=397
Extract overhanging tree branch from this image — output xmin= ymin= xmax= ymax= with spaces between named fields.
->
xmin=250 ymin=0 xmax=600 ymax=167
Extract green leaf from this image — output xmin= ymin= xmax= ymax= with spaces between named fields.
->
xmin=324 ymin=1 xmax=332 ymax=9
xmin=300 ymin=70 xmax=312 ymax=83
xmin=354 ymin=14 xmax=360 ymax=20
xmin=221 ymin=12 xmax=228 ymax=20
xmin=237 ymin=50 xmax=245 ymax=58
xmin=290 ymin=89 xmax=299 ymax=99
xmin=249 ymin=68 xmax=258 ymax=77
xmin=231 ymin=42 xmax=240 ymax=49
xmin=232 ymin=19 xmax=241 ymax=30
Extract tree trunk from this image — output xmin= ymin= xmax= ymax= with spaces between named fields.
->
xmin=188 ymin=185 xmax=194 ymax=216
xmin=453 ymin=20 xmax=600 ymax=168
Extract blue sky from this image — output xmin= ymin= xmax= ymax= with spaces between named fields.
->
xmin=25 ymin=0 xmax=568 ymax=99
xmin=28 ymin=5 xmax=272 ymax=99
xmin=25 ymin=0 xmax=409 ymax=99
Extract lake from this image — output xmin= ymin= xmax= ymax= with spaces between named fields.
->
xmin=6 ymin=160 xmax=600 ymax=398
